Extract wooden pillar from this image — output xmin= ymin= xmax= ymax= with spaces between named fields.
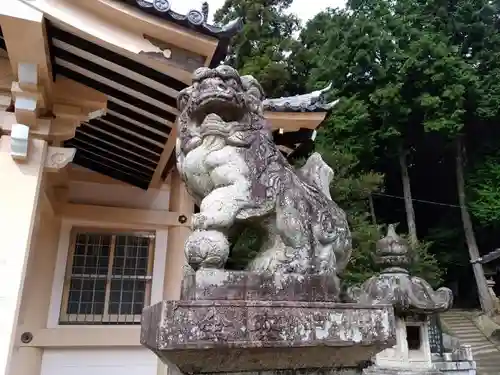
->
xmin=158 ymin=170 xmax=193 ymax=375
xmin=0 ymin=6 xmax=50 ymax=374
xmin=163 ymin=170 xmax=193 ymax=300
xmin=8 ymin=194 xmax=61 ymax=375
xmin=0 ymin=136 xmax=47 ymax=375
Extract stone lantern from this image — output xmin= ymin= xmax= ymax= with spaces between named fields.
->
xmin=348 ymin=224 xmax=454 ymax=375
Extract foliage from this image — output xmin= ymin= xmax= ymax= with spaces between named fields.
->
xmin=426 ymin=222 xmax=471 ymax=270
xmin=226 ymin=225 xmax=263 ymax=270
xmin=408 ymin=238 xmax=444 ymax=288
xmin=468 ymin=152 xmax=500 ymax=226
xmin=213 ymin=0 xmax=301 ymax=97
xmin=290 ymin=0 xmax=500 ymax=285
xmin=317 ymin=143 xmax=443 ymax=287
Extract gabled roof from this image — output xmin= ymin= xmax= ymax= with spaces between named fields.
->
xmin=126 ymin=1 xmax=242 ymax=39
xmin=0 ymin=1 xmax=335 ymax=189
xmin=123 ymin=0 xmax=243 ymax=67
xmin=263 ymin=83 xmax=338 ymax=112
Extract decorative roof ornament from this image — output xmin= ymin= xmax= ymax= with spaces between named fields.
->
xmin=130 ymin=0 xmax=243 ymax=39
xmin=153 ymin=0 xmax=171 ymax=12
xmin=347 ymin=224 xmax=453 ymax=315
xmin=186 ymin=9 xmax=204 ymax=26
xmin=201 ymin=2 xmax=209 ymax=22
xmin=263 ymin=83 xmax=339 ymax=112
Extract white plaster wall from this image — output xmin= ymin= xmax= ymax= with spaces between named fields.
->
xmin=68 ymin=181 xmax=170 ymax=210
xmin=40 ymin=348 xmax=157 ymax=375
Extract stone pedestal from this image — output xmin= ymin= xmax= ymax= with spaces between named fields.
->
xmin=141 ymin=269 xmax=397 ymax=374
xmin=181 ymin=268 xmax=342 ymax=302
xmin=363 ymin=368 xmax=442 ymax=375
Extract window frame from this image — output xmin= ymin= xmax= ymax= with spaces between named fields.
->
xmin=59 ymin=227 xmax=155 ymax=325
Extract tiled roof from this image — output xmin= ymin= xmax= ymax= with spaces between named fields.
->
xmin=129 ymin=1 xmax=242 ymax=39
xmin=263 ymin=83 xmax=338 ymax=113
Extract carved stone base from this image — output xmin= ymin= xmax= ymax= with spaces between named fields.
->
xmin=177 ymin=370 xmax=365 ymax=375
xmin=181 ymin=268 xmax=341 ymax=302
xmin=141 ymin=299 xmax=396 ymax=373
xmin=363 ymin=366 xmax=442 ymax=375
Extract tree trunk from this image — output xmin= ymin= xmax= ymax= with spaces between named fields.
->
xmin=368 ymin=194 xmax=377 ymax=225
xmin=455 ymin=136 xmax=493 ymax=313
xmin=399 ymin=146 xmax=418 ymax=248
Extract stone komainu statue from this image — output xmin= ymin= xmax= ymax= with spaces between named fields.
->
xmin=176 ymin=65 xmax=352 ymax=282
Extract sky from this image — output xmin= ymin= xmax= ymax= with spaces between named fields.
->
xmin=171 ymin=0 xmax=346 ymax=24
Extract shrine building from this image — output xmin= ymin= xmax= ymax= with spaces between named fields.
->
xmin=0 ymin=2 xmax=333 ymax=375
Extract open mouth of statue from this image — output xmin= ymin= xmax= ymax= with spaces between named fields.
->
xmin=192 ymin=93 xmax=244 ymax=124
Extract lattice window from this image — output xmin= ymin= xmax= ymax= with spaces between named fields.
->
xmin=60 ymin=230 xmax=155 ymax=325
xmin=429 ymin=314 xmax=444 ymax=355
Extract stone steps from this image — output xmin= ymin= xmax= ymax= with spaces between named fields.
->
xmin=441 ymin=310 xmax=500 ymax=375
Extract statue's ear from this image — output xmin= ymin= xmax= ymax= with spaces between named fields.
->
xmin=192 ymin=67 xmax=211 ymax=82
xmin=241 ymin=75 xmax=265 ymax=102
xmin=177 ymin=87 xmax=192 ymax=112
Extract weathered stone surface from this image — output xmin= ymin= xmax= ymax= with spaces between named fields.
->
xmin=141 ymin=300 xmax=396 ymax=373
xmin=363 ymin=367 xmax=442 ymax=375
xmin=175 ymin=65 xmax=350 ymax=279
xmin=193 ymin=370 xmax=364 ymax=375
xmin=181 ymin=269 xmax=340 ymax=302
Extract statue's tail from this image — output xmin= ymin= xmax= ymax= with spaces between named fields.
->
xmin=297 ymin=152 xmax=333 ymax=200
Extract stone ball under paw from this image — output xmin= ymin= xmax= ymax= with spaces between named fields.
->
xmin=185 ymin=230 xmax=230 ymax=270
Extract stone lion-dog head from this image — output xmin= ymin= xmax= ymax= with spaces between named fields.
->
xmin=176 ymin=65 xmax=266 ymax=148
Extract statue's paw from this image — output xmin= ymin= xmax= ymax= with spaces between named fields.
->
xmin=185 ymin=230 xmax=230 ymax=270
xmin=192 ymin=213 xmax=208 ymax=230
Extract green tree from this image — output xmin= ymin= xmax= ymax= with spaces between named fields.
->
xmin=213 ymin=0 xmax=300 ymax=97
xmin=420 ymin=0 xmax=500 ymax=311
xmin=295 ymin=0 xmax=500 ymax=299
xmin=468 ymin=152 xmax=500 ymax=226
xmin=293 ymin=4 xmax=426 ymax=247
xmin=315 ymin=143 xmax=443 ymax=287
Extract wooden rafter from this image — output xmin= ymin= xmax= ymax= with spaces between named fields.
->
xmin=149 ymin=127 xmax=177 ymax=189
